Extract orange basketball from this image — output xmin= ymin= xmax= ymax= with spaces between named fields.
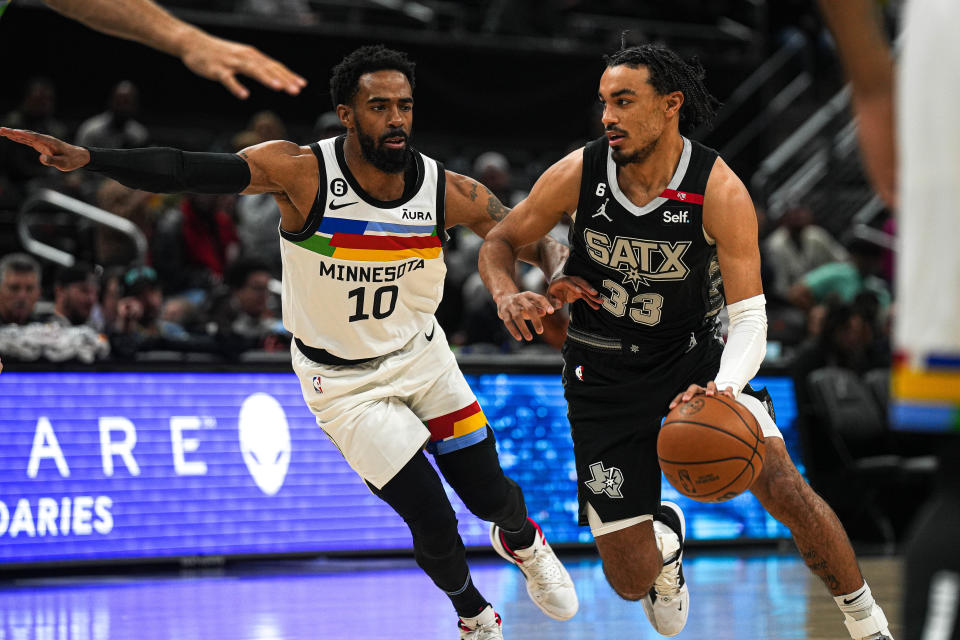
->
xmin=657 ymin=394 xmax=765 ymax=502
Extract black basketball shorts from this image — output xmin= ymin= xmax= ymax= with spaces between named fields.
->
xmin=562 ymin=333 xmax=775 ymax=528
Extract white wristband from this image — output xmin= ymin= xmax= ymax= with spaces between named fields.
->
xmin=714 ymin=294 xmax=767 ymax=397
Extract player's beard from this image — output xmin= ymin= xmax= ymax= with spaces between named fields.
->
xmin=612 ymin=135 xmax=660 ymax=167
xmin=356 ymin=121 xmax=411 ymax=174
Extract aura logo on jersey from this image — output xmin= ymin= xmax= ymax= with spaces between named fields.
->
xmin=238 ymin=393 xmax=292 ymax=496
xmin=583 ymin=229 xmax=691 ymax=290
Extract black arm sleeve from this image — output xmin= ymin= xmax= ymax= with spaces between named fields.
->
xmin=85 ymin=147 xmax=252 ymax=194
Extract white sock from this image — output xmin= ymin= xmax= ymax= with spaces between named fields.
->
xmin=835 ymin=582 xmax=876 ymax=621
xmin=653 ymin=520 xmax=680 ymax=564
xmin=835 ymin=582 xmax=892 ymax=639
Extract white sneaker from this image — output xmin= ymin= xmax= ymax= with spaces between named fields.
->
xmin=490 ymin=518 xmax=579 ymax=620
xmin=845 ymin=605 xmax=894 ymax=640
xmin=458 ymin=605 xmax=503 ymax=640
xmin=642 ymin=501 xmax=690 ymax=637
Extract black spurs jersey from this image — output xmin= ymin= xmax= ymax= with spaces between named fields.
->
xmin=564 ymin=135 xmax=725 ymax=349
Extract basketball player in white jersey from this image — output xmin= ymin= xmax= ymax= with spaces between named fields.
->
xmin=477 ymin=43 xmax=894 ymax=639
xmin=1 ymin=45 xmax=580 ymax=640
xmin=820 ymin=1 xmax=960 ymax=638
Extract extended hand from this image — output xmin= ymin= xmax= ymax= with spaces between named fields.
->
xmin=0 ymin=128 xmax=89 ymax=171
xmin=181 ymin=33 xmax=307 ymax=99
xmin=496 ymin=291 xmax=555 ymax=342
xmin=546 ymin=275 xmax=602 ymax=310
xmin=668 ymin=381 xmax=735 ymax=410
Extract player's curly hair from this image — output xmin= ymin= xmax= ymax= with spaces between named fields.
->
xmin=605 ymin=43 xmax=720 ymax=132
xmin=329 ymin=45 xmax=416 ymax=108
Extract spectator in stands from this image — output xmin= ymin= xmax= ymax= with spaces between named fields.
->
xmin=112 ymin=266 xmax=165 ymax=335
xmin=787 ymin=237 xmax=890 ymax=310
xmin=2 ymin=78 xmax=68 ymax=141
xmin=312 ymin=110 xmax=346 ymax=140
xmin=207 ymin=258 xmax=287 ymax=350
xmin=473 ymin=151 xmax=527 ymax=207
xmin=109 ymin=265 xmax=197 ymax=357
xmin=152 ymin=193 xmax=239 ymax=296
xmin=764 ymin=204 xmax=848 ymax=302
xmin=0 ymin=78 xmax=69 ymax=206
xmin=788 ymin=296 xmax=893 ymax=517
xmin=234 ymin=112 xmax=287 ymax=276
xmin=95 ymin=178 xmax=157 ymax=267
xmin=0 ymin=253 xmax=43 ymax=325
xmin=89 ymin=265 xmax=125 ymax=333
xmin=75 ymin=81 xmax=149 ymax=149
xmin=248 ymin=110 xmax=285 ymax=142
xmin=45 ymin=263 xmax=99 ymax=327
xmin=791 ymin=296 xmax=890 ymax=387
xmin=236 ymin=0 xmax=317 ymax=24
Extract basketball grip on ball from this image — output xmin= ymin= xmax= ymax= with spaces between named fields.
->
xmin=657 ymin=395 xmax=765 ymax=502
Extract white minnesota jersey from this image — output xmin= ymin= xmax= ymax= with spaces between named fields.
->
xmin=279 ymin=136 xmax=447 ymax=360
xmin=897 ymin=0 xmax=960 ymax=364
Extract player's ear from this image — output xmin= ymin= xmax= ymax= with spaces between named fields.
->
xmin=665 ymin=91 xmax=684 ymax=118
xmin=336 ymin=104 xmax=353 ymax=130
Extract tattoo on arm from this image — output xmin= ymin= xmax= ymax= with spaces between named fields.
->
xmin=485 ymin=192 xmax=510 ymax=222
xmin=462 ymin=178 xmax=508 ymax=221
xmin=239 ymin=151 xmax=249 ymax=159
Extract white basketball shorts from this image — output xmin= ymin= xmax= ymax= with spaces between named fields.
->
xmin=291 ymin=320 xmax=489 ymax=489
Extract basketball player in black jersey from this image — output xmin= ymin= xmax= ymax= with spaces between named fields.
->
xmin=479 ymin=44 xmax=895 ymax=639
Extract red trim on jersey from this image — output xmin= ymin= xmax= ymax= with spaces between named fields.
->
xmin=660 ymin=189 xmax=704 ymax=205
xmin=329 ymin=233 xmax=442 ymax=250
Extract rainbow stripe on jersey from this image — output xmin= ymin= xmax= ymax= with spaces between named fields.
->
xmin=294 ymin=216 xmax=442 ymax=262
xmin=425 ymin=401 xmax=489 ymax=454
xmin=891 ymin=353 xmax=960 ymax=432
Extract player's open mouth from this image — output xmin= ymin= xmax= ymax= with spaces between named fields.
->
xmin=607 ymin=133 xmax=625 ymax=146
xmin=383 ymin=137 xmax=406 ymax=149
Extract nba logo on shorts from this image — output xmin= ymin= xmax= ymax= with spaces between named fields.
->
xmin=575 ymin=365 xmax=584 ymax=381
xmin=312 ymin=376 xmax=323 ymax=393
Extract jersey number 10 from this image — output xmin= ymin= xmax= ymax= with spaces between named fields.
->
xmin=348 ymin=285 xmax=399 ymax=322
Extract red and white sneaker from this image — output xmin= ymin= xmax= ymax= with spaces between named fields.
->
xmin=490 ymin=518 xmax=579 ymax=620
xmin=458 ymin=605 xmax=503 ymax=640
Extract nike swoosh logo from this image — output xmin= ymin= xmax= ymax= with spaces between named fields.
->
xmin=425 ymin=324 xmax=435 ymax=341
xmin=329 ymin=200 xmax=357 ymax=210
xmin=843 ymin=592 xmax=865 ymax=605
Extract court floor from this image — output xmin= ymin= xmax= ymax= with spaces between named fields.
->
xmin=0 ymin=548 xmax=901 ymax=639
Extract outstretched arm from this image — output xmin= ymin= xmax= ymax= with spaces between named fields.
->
xmin=0 ymin=127 xmax=318 ymax=231
xmin=818 ymin=0 xmax=896 ymax=208
xmin=42 ymin=0 xmax=306 ymax=99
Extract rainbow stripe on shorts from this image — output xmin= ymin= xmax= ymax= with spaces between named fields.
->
xmin=294 ymin=216 xmax=442 ymax=262
xmin=425 ymin=401 xmax=488 ymax=454
xmin=891 ymin=353 xmax=960 ymax=432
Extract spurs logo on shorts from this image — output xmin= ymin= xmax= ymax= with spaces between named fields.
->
xmin=584 ymin=461 xmax=624 ymax=498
